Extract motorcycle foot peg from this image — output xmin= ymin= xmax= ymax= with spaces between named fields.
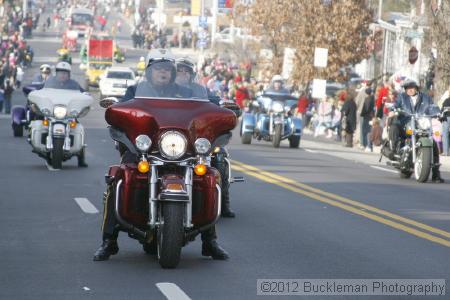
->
xmin=231 ymin=176 xmax=245 ymax=183
xmin=104 ymin=174 xmax=115 ymax=184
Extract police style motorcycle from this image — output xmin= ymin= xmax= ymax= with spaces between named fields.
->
xmin=27 ymin=77 xmax=92 ymax=169
xmin=382 ymin=103 xmax=442 ymax=182
xmin=240 ymin=91 xmax=302 ymax=148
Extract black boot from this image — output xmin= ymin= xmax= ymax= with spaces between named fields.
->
xmin=93 ymin=239 xmax=119 ymax=261
xmin=431 ymin=168 xmax=444 ymax=183
xmin=221 ymin=186 xmax=235 ymax=218
xmin=202 ymin=240 xmax=229 ymax=260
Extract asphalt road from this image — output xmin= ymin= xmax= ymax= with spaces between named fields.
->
xmin=0 ymin=12 xmax=449 ymax=300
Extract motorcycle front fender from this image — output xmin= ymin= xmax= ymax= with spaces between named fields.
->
xmin=241 ymin=112 xmax=256 ymax=136
xmin=417 ymin=137 xmax=433 ymax=148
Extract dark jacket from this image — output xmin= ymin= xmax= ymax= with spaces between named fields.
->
xmin=361 ymin=94 xmax=374 ymax=118
xmin=341 ymin=98 xmax=357 ymax=133
xmin=394 ymin=92 xmax=434 ymax=124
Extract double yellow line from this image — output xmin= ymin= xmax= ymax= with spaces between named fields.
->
xmin=231 ymin=160 xmax=450 ymax=248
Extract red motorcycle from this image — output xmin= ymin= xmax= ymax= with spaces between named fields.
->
xmin=100 ymin=96 xmax=237 ymax=268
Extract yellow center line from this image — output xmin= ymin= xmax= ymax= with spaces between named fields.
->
xmin=231 ymin=162 xmax=450 ymax=248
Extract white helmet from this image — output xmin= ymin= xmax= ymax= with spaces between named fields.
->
xmin=271 ymin=74 xmax=284 ymax=83
xmin=40 ymin=64 xmax=51 ymax=73
xmin=55 ymin=61 xmax=72 ymax=73
xmin=145 ymin=48 xmax=176 ymax=67
xmin=139 ymin=56 xmax=145 ymax=62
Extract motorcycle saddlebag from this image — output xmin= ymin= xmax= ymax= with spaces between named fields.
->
xmin=192 ymin=167 xmax=220 ymax=227
xmin=108 ymin=164 xmax=149 ymax=228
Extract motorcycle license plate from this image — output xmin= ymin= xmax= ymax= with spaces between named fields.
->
xmin=53 ymin=124 xmax=66 ymax=135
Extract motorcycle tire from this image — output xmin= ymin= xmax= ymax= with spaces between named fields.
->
xmin=241 ymin=132 xmax=252 ymax=144
xmin=51 ymin=138 xmax=64 ymax=169
xmin=272 ymin=124 xmax=282 ymax=148
xmin=12 ymin=123 xmax=23 ymax=137
xmin=288 ymin=136 xmax=301 ymax=148
xmin=157 ymin=202 xmax=184 ymax=269
xmin=414 ymin=147 xmax=432 ymax=183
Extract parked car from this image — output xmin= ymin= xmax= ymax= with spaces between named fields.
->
xmin=99 ymin=67 xmax=136 ymax=99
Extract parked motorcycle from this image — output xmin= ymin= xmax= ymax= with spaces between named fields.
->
xmin=27 ymin=81 xmax=92 ymax=169
xmin=240 ymin=92 xmax=302 ymax=148
xmin=11 ymin=82 xmax=44 ymax=137
xmin=381 ymin=104 xmax=443 ymax=182
xmin=99 ymin=87 xmax=239 ymax=268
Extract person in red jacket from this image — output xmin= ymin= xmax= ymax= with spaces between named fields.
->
xmin=296 ymin=91 xmax=309 ymax=120
xmin=235 ymin=80 xmax=250 ymax=109
xmin=375 ymin=80 xmax=390 ymax=119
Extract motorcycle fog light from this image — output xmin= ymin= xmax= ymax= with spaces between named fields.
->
xmin=194 ymin=138 xmax=211 ymax=154
xmin=159 ymin=131 xmax=187 ymax=160
xmin=434 ymin=131 xmax=441 ymax=137
xmin=194 ymin=164 xmax=207 ymax=176
xmin=53 ymin=106 xmax=67 ymax=119
xmin=138 ymin=160 xmax=150 ymax=173
xmin=69 ymin=121 xmax=77 ymax=128
xmin=135 ymin=134 xmax=152 ymax=152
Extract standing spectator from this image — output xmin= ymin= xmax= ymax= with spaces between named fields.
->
xmin=296 ymin=91 xmax=309 ymax=122
xmin=375 ymin=79 xmax=390 ymax=119
xmin=2 ymin=76 xmax=14 ymax=114
xmin=360 ymin=87 xmax=375 ymax=151
xmin=368 ymin=117 xmax=383 ymax=152
xmin=341 ymin=89 xmax=357 ymax=147
xmin=441 ymin=87 xmax=450 ymax=156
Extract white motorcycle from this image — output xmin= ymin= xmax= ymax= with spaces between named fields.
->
xmin=27 ymin=83 xmax=93 ymax=169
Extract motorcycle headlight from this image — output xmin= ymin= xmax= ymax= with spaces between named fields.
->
xmin=159 ymin=131 xmax=187 ymax=160
xmin=194 ymin=138 xmax=211 ymax=155
xmin=417 ymin=118 xmax=431 ymax=130
xmin=135 ymin=134 xmax=152 ymax=152
xmin=53 ymin=106 xmax=67 ymax=119
xmin=271 ymin=102 xmax=283 ymax=113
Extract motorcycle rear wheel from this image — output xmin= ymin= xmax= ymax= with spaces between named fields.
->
xmin=241 ymin=132 xmax=252 ymax=144
xmin=12 ymin=124 xmax=23 ymax=137
xmin=414 ymin=147 xmax=432 ymax=182
xmin=51 ymin=138 xmax=64 ymax=169
xmin=157 ymin=202 xmax=184 ymax=269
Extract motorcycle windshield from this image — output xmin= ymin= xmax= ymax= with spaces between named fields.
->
xmin=28 ymin=88 xmax=93 ymax=116
xmin=105 ymin=98 xmax=237 ymax=153
xmin=260 ymin=94 xmax=298 ymax=112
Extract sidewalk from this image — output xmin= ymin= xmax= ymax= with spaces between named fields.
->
xmin=299 ymin=130 xmax=450 ymax=173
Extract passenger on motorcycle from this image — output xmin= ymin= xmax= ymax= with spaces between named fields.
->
xmin=33 ymin=64 xmax=52 ymax=83
xmin=389 ymin=79 xmax=444 ymax=182
xmin=94 ymin=49 xmax=230 ymax=261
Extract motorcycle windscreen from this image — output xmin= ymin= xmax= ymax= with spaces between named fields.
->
xmin=28 ymin=88 xmax=93 ymax=115
xmin=105 ymin=98 xmax=237 ymax=151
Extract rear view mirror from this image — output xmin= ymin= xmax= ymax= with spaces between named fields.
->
xmin=100 ymin=97 xmax=119 ymax=108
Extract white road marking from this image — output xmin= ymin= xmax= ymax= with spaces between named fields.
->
xmin=74 ymin=198 xmax=99 ymax=214
xmin=156 ymin=283 xmax=192 ymax=300
xmin=45 ymin=162 xmax=59 ymax=172
xmin=304 ymin=148 xmax=319 ymax=153
xmin=370 ymin=165 xmax=398 ymax=174
xmin=83 ymin=287 xmax=91 ymax=291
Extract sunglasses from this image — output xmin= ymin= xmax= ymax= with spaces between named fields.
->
xmin=177 ymin=67 xmax=191 ymax=73
xmin=153 ymin=65 xmax=172 ymax=71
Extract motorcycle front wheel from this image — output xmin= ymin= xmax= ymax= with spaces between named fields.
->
xmin=272 ymin=124 xmax=282 ymax=148
xmin=51 ymin=138 xmax=64 ymax=169
xmin=414 ymin=147 xmax=432 ymax=182
xmin=157 ymin=202 xmax=184 ymax=269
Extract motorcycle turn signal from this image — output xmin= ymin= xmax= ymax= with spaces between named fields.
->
xmin=194 ymin=164 xmax=207 ymax=176
xmin=138 ymin=160 xmax=150 ymax=173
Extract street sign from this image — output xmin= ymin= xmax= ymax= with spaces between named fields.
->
xmin=312 ymin=79 xmax=327 ymax=99
xmin=314 ymin=47 xmax=328 ymax=68
xmin=282 ymin=47 xmax=296 ymax=80
xmin=199 ymin=16 xmax=208 ymax=28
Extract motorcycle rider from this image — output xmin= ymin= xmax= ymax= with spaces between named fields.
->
xmin=389 ymin=79 xmax=444 ymax=183
xmin=136 ymin=56 xmax=146 ymax=76
xmin=175 ymin=57 xmax=236 ymax=217
xmin=94 ymin=49 xmax=230 ymax=261
xmin=45 ymin=62 xmax=84 ymax=92
xmin=266 ymin=74 xmax=290 ymax=94
xmin=33 ymin=64 xmax=52 ymax=83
